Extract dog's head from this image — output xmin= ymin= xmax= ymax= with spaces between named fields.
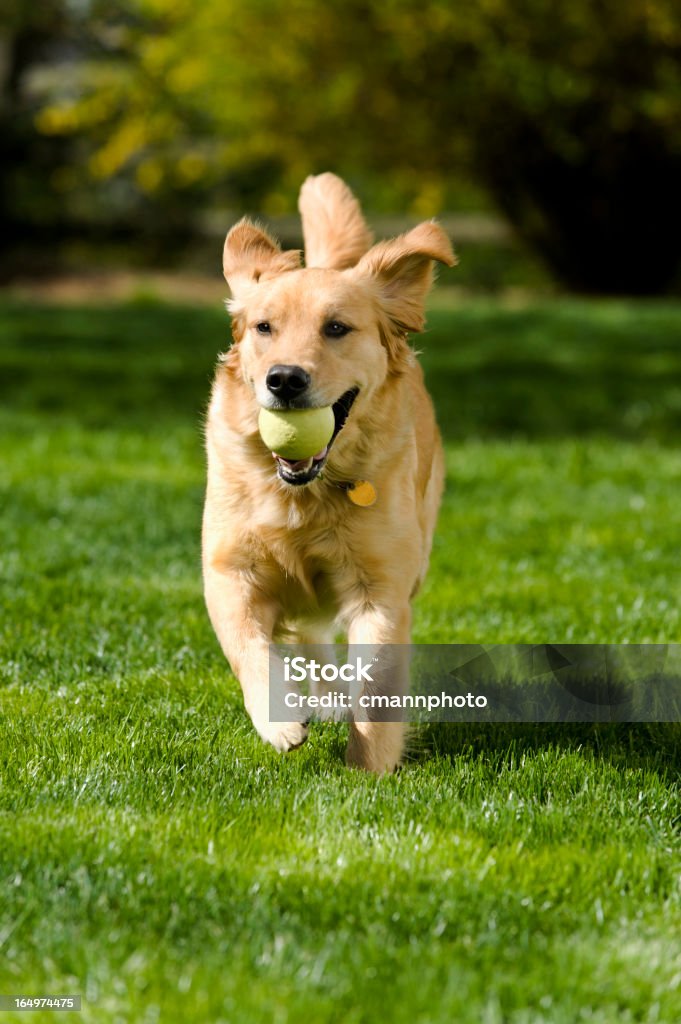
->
xmin=222 ymin=173 xmax=456 ymax=487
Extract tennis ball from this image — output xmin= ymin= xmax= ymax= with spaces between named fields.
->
xmin=258 ymin=406 xmax=335 ymax=460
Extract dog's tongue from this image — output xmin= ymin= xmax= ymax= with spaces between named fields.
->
xmin=275 ymin=445 xmax=328 ymax=472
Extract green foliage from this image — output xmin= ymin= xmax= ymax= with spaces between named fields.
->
xmin=15 ymin=0 xmax=681 ymax=291
xmin=1 ymin=295 xmax=681 ymax=1018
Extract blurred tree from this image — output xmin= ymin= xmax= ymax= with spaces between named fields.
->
xmin=0 ymin=2 xmax=72 ymax=251
xmin=10 ymin=0 xmax=681 ymax=292
xmin=447 ymin=0 xmax=681 ymax=295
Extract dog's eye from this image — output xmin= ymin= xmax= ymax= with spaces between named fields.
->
xmin=323 ymin=321 xmax=351 ymax=339
xmin=255 ymin=322 xmax=272 ymax=335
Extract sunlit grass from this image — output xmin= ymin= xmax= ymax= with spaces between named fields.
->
xmin=1 ymin=296 xmax=680 ymax=1023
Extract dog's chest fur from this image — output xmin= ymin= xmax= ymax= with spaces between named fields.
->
xmin=252 ymin=486 xmax=374 ymax=619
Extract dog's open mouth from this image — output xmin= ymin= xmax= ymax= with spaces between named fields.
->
xmin=274 ymin=388 xmax=359 ymax=486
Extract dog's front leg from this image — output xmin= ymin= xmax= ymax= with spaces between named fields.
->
xmin=204 ymin=567 xmax=308 ymax=753
xmin=345 ymin=604 xmax=411 ymax=773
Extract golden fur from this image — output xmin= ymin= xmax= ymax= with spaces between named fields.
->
xmin=202 ymin=173 xmax=455 ymax=771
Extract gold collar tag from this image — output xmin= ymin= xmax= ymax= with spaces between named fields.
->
xmin=347 ymin=480 xmax=377 ymax=507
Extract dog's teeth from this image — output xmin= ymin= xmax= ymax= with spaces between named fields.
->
xmin=278 ymin=456 xmax=314 ymax=473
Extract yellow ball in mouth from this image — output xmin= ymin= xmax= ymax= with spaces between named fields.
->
xmin=258 ymin=406 xmax=335 ymax=460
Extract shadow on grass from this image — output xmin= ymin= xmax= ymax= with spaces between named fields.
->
xmin=418 ymin=721 xmax=681 ymax=775
xmin=0 ymin=301 xmax=226 ymax=429
xmin=422 ymin=303 xmax=681 ymax=442
xmin=1 ymin=298 xmax=681 ymax=439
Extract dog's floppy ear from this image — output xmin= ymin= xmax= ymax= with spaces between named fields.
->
xmin=349 ymin=221 xmax=456 ymax=372
xmin=223 ymin=218 xmax=301 ymax=294
xmin=299 ymin=173 xmax=374 ymax=270
xmin=351 ymin=221 xmax=456 ymax=333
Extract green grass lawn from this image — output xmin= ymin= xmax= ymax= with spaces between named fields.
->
xmin=1 ymin=294 xmax=681 ymax=1023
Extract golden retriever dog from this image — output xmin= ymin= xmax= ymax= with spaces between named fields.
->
xmin=202 ymin=173 xmax=455 ymax=772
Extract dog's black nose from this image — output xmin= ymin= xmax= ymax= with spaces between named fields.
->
xmin=266 ymin=364 xmax=310 ymax=402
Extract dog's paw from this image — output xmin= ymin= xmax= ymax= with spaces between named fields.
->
xmin=345 ymin=721 xmax=404 ymax=773
xmin=254 ymin=718 xmax=309 ymax=753
xmin=345 ymin=745 xmax=400 ymax=774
